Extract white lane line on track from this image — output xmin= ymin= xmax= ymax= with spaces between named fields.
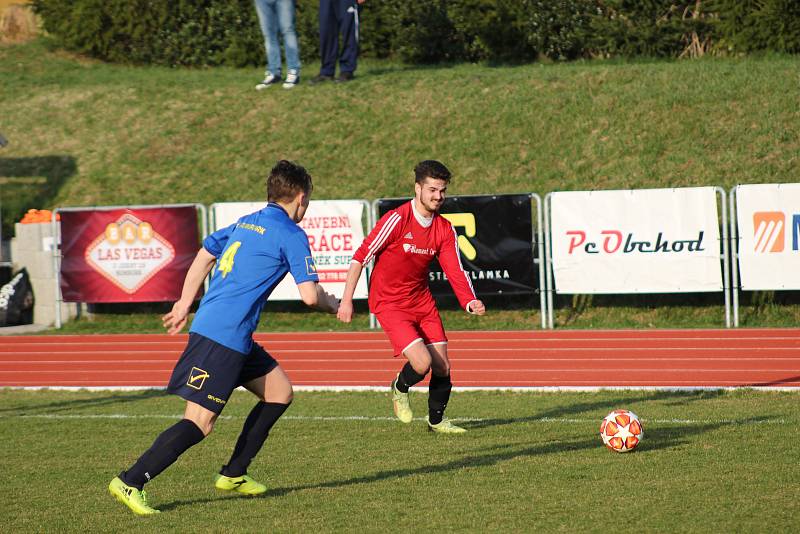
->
xmin=0 ymin=347 xmax=800 ymax=361
xmin=9 ymin=336 xmax=798 ymax=348
xmin=1 ymin=413 xmax=789 ymax=425
xmin=4 ymin=357 xmax=800 ymax=365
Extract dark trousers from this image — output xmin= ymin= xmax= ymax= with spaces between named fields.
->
xmin=319 ymin=0 xmax=359 ymax=76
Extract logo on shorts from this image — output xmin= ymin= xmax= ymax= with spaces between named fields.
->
xmin=305 ymin=256 xmax=317 ymax=275
xmin=187 ymin=367 xmax=209 ymax=390
xmin=207 ymin=394 xmax=226 ymax=405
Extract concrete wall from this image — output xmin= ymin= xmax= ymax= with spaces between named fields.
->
xmin=10 ymin=222 xmax=78 ymax=326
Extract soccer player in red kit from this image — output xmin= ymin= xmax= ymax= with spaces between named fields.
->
xmin=337 ymin=160 xmax=485 ymax=433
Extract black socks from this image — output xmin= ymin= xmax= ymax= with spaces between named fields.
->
xmin=121 ymin=418 xmax=205 ymax=490
xmin=395 ymin=363 xmax=453 ymax=424
xmin=428 ymin=373 xmax=452 ymax=425
xmin=395 ymin=362 xmax=426 ymax=393
xmin=119 ymin=402 xmax=291 ymax=488
xmin=220 ymin=401 xmax=290 ymax=478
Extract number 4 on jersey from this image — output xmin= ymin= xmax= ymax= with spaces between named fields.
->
xmin=217 ymin=241 xmax=242 ymax=278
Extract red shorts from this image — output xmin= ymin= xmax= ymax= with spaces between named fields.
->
xmin=375 ymin=306 xmax=447 ymax=356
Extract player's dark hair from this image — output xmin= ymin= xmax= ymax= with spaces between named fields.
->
xmin=267 ymin=160 xmax=313 ymax=202
xmin=414 ymin=160 xmax=451 ymax=184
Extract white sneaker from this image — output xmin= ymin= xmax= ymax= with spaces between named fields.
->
xmin=255 ymin=73 xmax=280 ymax=90
xmin=283 ymin=70 xmax=299 ymax=89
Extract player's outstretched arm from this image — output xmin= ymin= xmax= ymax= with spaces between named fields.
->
xmin=336 ymin=261 xmax=363 ymax=323
xmin=297 ymin=281 xmax=339 ymax=313
xmin=162 ymin=247 xmax=216 ymax=334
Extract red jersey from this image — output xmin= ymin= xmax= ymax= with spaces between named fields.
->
xmin=352 ymin=201 xmax=477 ymax=314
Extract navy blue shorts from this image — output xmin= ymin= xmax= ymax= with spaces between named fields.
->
xmin=166 ymin=333 xmax=278 ymax=414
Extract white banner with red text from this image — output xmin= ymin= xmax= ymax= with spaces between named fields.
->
xmin=550 ymin=187 xmax=722 ymax=293
xmin=211 ymin=200 xmax=368 ymax=299
xmin=734 ymin=183 xmax=800 ymax=290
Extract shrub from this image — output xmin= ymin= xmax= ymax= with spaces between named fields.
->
xmin=712 ymin=0 xmax=800 ymax=53
xmin=29 ymin=0 xmax=800 ymax=66
xmin=520 ymin=0 xmax=594 ymax=61
xmin=392 ymin=1 xmax=465 ymax=63
xmin=446 ymin=0 xmax=536 ymax=62
xmin=588 ymin=0 xmax=716 ymax=59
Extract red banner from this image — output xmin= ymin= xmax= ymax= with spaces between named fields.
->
xmin=59 ymin=207 xmax=199 ymax=302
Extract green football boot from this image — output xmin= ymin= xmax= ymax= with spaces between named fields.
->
xmin=391 ymin=377 xmax=413 ymax=423
xmin=425 ymin=416 xmax=467 ymax=434
xmin=214 ymin=474 xmax=267 ymax=496
xmin=108 ymin=476 xmax=160 ymax=516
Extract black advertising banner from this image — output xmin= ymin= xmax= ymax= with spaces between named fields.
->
xmin=377 ymin=194 xmax=536 ymax=296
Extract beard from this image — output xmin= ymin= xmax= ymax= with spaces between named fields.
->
xmin=419 ymin=197 xmax=442 ymax=213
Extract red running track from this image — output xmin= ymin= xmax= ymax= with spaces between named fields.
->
xmin=1 ymin=329 xmax=799 ymax=389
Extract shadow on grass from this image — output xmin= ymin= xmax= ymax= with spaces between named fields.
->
xmin=462 ymin=390 xmax=725 ymax=431
xmin=361 ymin=62 xmax=458 ymax=79
xmin=0 ymin=388 xmax=166 ymax=414
xmin=0 ymin=155 xmax=77 ymax=234
xmin=159 ymin=411 xmax=773 ymax=512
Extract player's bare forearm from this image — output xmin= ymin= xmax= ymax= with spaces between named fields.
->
xmin=336 ymin=261 xmax=363 ymax=323
xmin=179 ymin=248 xmax=216 ymax=303
xmin=162 ymin=248 xmax=216 ymax=334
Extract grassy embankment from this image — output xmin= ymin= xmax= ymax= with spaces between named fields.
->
xmin=1 ymin=41 xmax=798 ymax=332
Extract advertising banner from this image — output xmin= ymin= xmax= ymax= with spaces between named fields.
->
xmin=550 ymin=187 xmax=722 ymax=293
xmin=211 ymin=200 xmax=368 ymax=299
xmin=60 ymin=206 xmax=200 ymax=302
xmin=377 ymin=195 xmax=536 ymax=296
xmin=735 ymin=183 xmax=800 ymax=290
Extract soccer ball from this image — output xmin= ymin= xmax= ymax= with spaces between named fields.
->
xmin=600 ymin=409 xmax=643 ymax=453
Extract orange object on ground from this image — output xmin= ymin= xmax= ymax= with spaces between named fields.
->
xmin=19 ymin=209 xmax=59 ymax=223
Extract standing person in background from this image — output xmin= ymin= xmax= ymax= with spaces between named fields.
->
xmin=109 ymin=160 xmax=339 ymax=515
xmin=309 ymin=0 xmax=365 ymax=84
xmin=254 ymin=0 xmax=301 ymax=89
xmin=337 ymin=160 xmax=486 ymax=433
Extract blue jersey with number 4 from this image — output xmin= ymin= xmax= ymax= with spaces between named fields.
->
xmin=190 ymin=203 xmax=318 ymax=354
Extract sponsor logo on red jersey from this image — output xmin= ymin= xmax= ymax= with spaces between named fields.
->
xmin=402 ymin=243 xmax=434 ymax=255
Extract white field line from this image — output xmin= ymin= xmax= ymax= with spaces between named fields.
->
xmin=3 ymin=385 xmax=800 ymax=392
xmin=0 ymin=413 xmax=789 ymax=425
xmin=5 ymin=369 xmax=799 ymax=377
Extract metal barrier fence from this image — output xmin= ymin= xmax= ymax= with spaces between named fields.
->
xmin=25 ymin=183 xmax=798 ymax=329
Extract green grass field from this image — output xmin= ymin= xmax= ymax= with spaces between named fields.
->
xmin=3 ymin=388 xmax=798 ymax=532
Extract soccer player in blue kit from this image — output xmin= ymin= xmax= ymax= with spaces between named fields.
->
xmin=109 ymin=160 xmax=339 ymax=515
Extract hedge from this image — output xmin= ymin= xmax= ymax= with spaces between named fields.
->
xmin=30 ymin=0 xmax=800 ymax=67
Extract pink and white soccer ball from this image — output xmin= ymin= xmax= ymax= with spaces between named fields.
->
xmin=600 ymin=409 xmax=643 ymax=453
